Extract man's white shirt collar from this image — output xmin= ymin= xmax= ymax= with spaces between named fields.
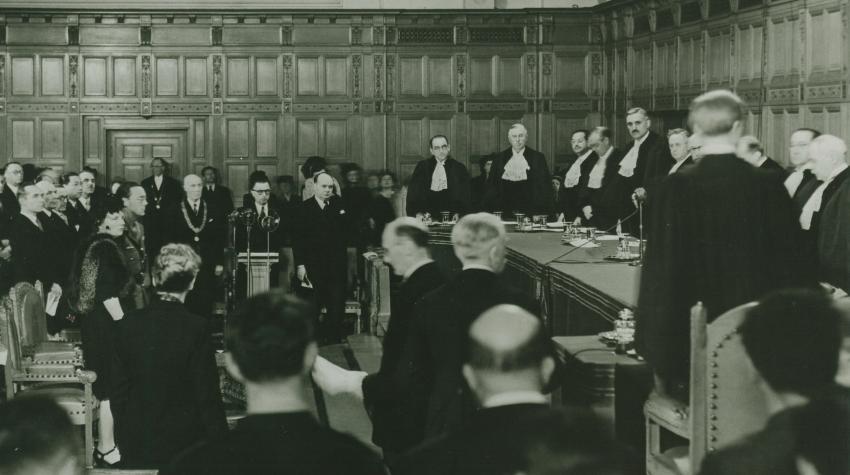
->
xmin=482 ymin=391 xmax=548 ymax=408
xmin=462 ymin=264 xmax=494 ymax=272
xmin=314 ymin=195 xmax=327 ymax=209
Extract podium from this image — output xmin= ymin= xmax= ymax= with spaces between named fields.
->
xmin=237 ymin=252 xmax=279 ymax=297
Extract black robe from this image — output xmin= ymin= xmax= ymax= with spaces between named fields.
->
xmin=817 ymin=170 xmax=850 ymax=291
xmin=406 ymin=157 xmax=472 ymax=217
xmin=635 ymin=154 xmax=816 ymax=387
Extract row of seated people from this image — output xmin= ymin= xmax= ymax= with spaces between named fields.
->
xmin=1 ymin=213 xmax=847 ymax=474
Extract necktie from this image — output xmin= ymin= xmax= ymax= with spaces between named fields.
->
xmin=207 ymin=185 xmax=213 ymax=192
xmin=431 ymin=160 xmax=448 ymax=192
xmin=259 ymin=206 xmax=266 ymax=220
xmin=192 ymin=202 xmax=198 ymax=214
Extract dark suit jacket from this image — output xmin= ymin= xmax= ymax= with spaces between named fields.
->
xmin=817 ymin=170 xmax=850 ymax=290
xmin=292 ymin=196 xmax=348 ymax=284
xmin=0 ymin=187 xmax=19 ymax=239
xmin=362 ymin=261 xmax=445 ymax=452
xmin=395 ymin=403 xmax=568 ymax=475
xmin=202 ymin=184 xmax=234 ymax=217
xmin=669 ymin=156 xmax=696 ymax=174
xmin=406 ymin=157 xmax=472 ymax=217
xmin=634 ymin=131 xmax=675 ymax=189
xmin=791 ymin=170 xmax=820 ymax=216
xmin=165 ymin=199 xmax=225 ymax=269
xmin=401 ymin=269 xmax=540 ymax=439
xmin=9 ymin=213 xmax=55 ymax=287
xmin=580 ymin=148 xmax=631 ymax=231
xmin=115 ymin=298 xmax=227 ymax=468
xmin=484 ymin=147 xmax=552 ymax=215
xmin=636 ymin=154 xmax=816 ymax=386
xmin=561 ymin=151 xmax=600 ymax=220
xmin=41 ymin=212 xmax=78 ymax=287
xmin=162 ymin=412 xmax=386 ymax=475
xmin=142 ymin=175 xmax=183 ymax=254
xmin=760 ymin=157 xmax=785 ymax=172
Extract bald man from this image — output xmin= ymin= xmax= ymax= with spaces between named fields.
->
xmin=395 ymin=305 xmax=566 ymax=475
xmin=293 ymin=172 xmax=349 ymax=344
xmin=400 ymin=213 xmax=540 ymax=439
xmin=483 ymin=124 xmax=553 ymax=218
xmin=810 ymin=135 xmax=850 ymax=291
xmin=165 ymin=174 xmax=225 ymax=319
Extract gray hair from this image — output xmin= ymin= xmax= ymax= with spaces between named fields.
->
xmin=809 ymin=134 xmax=848 ymax=164
xmin=152 ymin=243 xmax=202 ymax=292
xmin=688 ymin=89 xmax=747 ymax=137
xmin=508 ymin=123 xmax=528 ymax=136
xmin=451 ymin=213 xmax=505 ymax=262
xmin=667 ymin=128 xmax=690 ymax=139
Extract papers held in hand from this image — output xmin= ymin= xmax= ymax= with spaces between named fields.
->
xmin=300 ymin=276 xmax=314 ymax=289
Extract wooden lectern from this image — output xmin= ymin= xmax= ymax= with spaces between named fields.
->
xmin=237 ymin=252 xmax=279 ymax=297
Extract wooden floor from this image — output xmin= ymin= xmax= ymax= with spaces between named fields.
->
xmin=86 ymin=339 xmax=379 ymax=474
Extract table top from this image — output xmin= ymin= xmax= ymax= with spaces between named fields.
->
xmin=552 ymin=335 xmax=643 ymax=366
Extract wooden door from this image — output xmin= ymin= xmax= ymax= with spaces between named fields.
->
xmin=108 ymin=130 xmax=187 ymax=184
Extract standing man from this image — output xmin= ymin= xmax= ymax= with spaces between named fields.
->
xmin=77 ymin=169 xmax=100 ymax=238
xmin=0 ymin=162 xmax=23 ymax=218
xmin=667 ymin=129 xmax=696 ymax=175
xmin=623 ymin=107 xmax=674 ymax=190
xmin=234 ymin=172 xmax=284 ymax=297
xmin=561 ymin=129 xmax=598 ymax=221
xmin=293 ymin=172 xmax=349 ymax=344
xmin=201 ymin=166 xmax=234 ymax=217
xmin=484 ymin=124 xmax=553 ymax=218
xmin=142 ymin=158 xmax=182 ymax=259
xmin=166 ymin=174 xmax=224 ymax=319
xmin=406 ymin=135 xmax=472 ymax=218
xmin=60 ymin=172 xmax=84 ymax=235
xmin=578 ymin=126 xmax=627 ymax=230
xmin=636 ymin=90 xmax=815 ymax=400
xmin=786 ymin=128 xmax=823 ymax=215
xmin=402 ymin=213 xmax=540 ymax=438
xmin=736 ymin=135 xmax=784 ymax=171
xmin=118 ymin=182 xmax=150 ymax=309
xmin=10 ymin=183 xmax=57 ymax=292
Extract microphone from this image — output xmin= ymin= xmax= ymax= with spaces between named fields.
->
xmin=633 ymin=187 xmax=648 ymax=205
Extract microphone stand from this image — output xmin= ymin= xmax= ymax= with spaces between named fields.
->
xmin=629 ymin=199 xmax=644 ymax=267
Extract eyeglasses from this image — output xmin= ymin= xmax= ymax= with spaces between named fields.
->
xmin=431 ymin=144 xmax=449 ymax=150
xmin=252 ymin=189 xmax=272 ymax=194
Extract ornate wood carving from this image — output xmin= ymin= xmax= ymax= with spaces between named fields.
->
xmin=212 ymin=26 xmax=222 ymax=46
xmin=466 ymin=102 xmax=526 ymax=112
xmin=7 ymin=103 xmax=68 ymax=113
xmin=212 ymin=55 xmax=222 ymax=98
xmin=68 ymin=25 xmax=78 ymax=46
xmin=79 ymin=102 xmax=140 ymax=114
xmin=394 ymin=102 xmax=455 ymax=112
xmin=397 ymin=27 xmax=453 ymax=44
xmin=552 ymin=100 xmax=592 ymax=111
xmin=806 ymin=84 xmax=844 ymax=101
xmin=141 ymin=99 xmax=152 ymax=116
xmin=386 ymin=27 xmax=397 ymax=45
xmin=386 ymin=55 xmax=395 ymax=97
xmin=591 ymin=52 xmax=602 ymax=76
xmin=141 ymin=55 xmax=151 ymax=98
xmin=282 ymin=26 xmax=292 ymax=46
xmin=455 ymin=26 xmax=468 ymax=45
xmin=352 ymin=54 xmax=362 ymax=98
xmin=282 ymin=55 xmax=292 ymax=98
xmin=373 ymin=26 xmax=385 ymax=46
xmin=69 ymin=55 xmax=78 ymax=98
xmin=292 ymin=103 xmax=354 ymax=113
xmin=469 ymin=27 xmax=524 ymax=43
xmin=374 ymin=54 xmax=383 ymax=98
xmin=541 ymin=53 xmax=552 ymax=96
xmin=456 ymin=54 xmax=466 ymax=97
xmin=0 ymin=56 xmax=5 ymax=97
xmin=223 ymin=103 xmax=279 ymax=113
xmin=526 ymin=55 xmax=537 ymax=97
xmin=141 ymin=26 xmax=151 ymax=45
xmin=351 ymin=26 xmax=361 ymax=45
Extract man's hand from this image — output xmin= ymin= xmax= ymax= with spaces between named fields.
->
xmin=296 ymin=265 xmax=307 ymax=282
xmin=0 ymin=245 xmax=11 ymax=261
xmin=50 ymin=283 xmax=62 ymax=294
xmin=312 ymin=356 xmax=368 ymax=400
xmin=214 ymin=265 xmax=224 ymax=276
xmin=582 ymin=206 xmax=593 ymax=220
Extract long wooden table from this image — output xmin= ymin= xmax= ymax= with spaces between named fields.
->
xmin=364 ymin=225 xmax=641 ymax=337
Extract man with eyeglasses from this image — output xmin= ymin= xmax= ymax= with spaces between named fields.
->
xmin=142 ymin=158 xmax=182 ymax=258
xmin=406 ymin=135 xmax=472 ymax=218
xmin=234 ymin=171 xmax=286 ymax=298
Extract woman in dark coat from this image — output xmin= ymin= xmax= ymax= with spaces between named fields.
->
xmin=68 ymin=196 xmax=133 ymax=466
xmin=114 ymin=243 xmax=227 ymax=469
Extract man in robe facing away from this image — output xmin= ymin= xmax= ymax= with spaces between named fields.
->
xmin=635 ymin=90 xmax=815 ymax=400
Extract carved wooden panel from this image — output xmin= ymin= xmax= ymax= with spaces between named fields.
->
xmin=469 ymin=57 xmax=492 ymax=95
xmin=84 ymin=57 xmax=107 ymax=96
xmin=400 ymin=58 xmax=423 ymax=96
xmin=429 ymin=119 xmax=452 ymax=145
xmin=256 ymin=119 xmax=277 ymax=158
xmin=41 ymin=120 xmax=64 ymax=159
xmin=428 ymin=57 xmax=453 ymax=96
xmin=555 ymin=55 xmax=585 ymax=95
xmin=227 ymin=119 xmax=250 ymax=158
xmin=655 ymin=42 xmax=674 ymax=89
xmin=470 ymin=118 xmax=496 ymax=158
xmin=810 ymin=11 xmax=842 ymax=73
xmin=325 ymin=58 xmax=348 ymax=96
xmin=226 ymin=163 xmax=251 ymax=206
xmin=737 ymin=25 xmax=763 ymax=81
xmin=256 ymin=57 xmax=278 ymax=96
xmin=227 ymin=58 xmax=250 ymax=96
xmin=297 ymin=119 xmax=319 ymax=157
xmin=185 ymin=58 xmax=208 ymax=96
xmin=400 ymin=119 xmax=423 ymax=156
xmin=86 ymin=119 xmax=101 ymax=159
xmin=325 ymin=119 xmax=348 ymax=158
xmin=497 ymin=57 xmax=522 ymax=96
xmin=678 ymin=37 xmax=701 ymax=87
xmin=632 ymin=46 xmax=651 ymax=91
xmin=770 ymin=18 xmax=800 ymax=77
xmin=707 ymin=32 xmax=730 ymax=84
xmin=12 ymin=120 xmax=35 ymax=159
xmin=297 ymin=57 xmax=319 ymax=96
xmin=41 ymin=57 xmax=65 ymax=96
xmin=110 ymin=58 xmax=134 ymax=97
xmin=12 ymin=57 xmax=34 ymax=96
xmin=156 ymin=58 xmax=179 ymax=96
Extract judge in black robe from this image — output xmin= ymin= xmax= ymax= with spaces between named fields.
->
xmin=815 ymin=163 xmax=850 ymax=291
xmin=406 ymin=142 xmax=472 ymax=218
xmin=636 ymin=152 xmax=816 ymax=395
xmin=483 ymin=124 xmax=553 ymax=218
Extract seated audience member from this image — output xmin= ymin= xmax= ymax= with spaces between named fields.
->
xmin=395 ymin=304 xmax=571 ymax=475
xmin=163 ymin=291 xmax=385 ymax=475
xmin=312 ymin=217 xmax=445 ymax=460
xmin=366 ymin=171 xmax=381 ymax=193
xmin=114 ymin=243 xmax=227 ymax=468
xmin=699 ymin=289 xmax=850 ymax=475
xmin=666 ymin=128 xmax=695 ymax=175
xmin=809 ymin=135 xmax=850 ymax=292
xmin=470 ymin=155 xmax=494 ymax=212
xmin=0 ymin=397 xmax=82 ymax=475
xmin=736 ymin=135 xmax=784 ymax=172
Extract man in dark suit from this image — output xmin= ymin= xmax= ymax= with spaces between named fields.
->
xmin=470 ymin=155 xmax=493 ymax=212
xmin=636 ymin=90 xmax=815 ymax=400
xmin=406 ymin=135 xmax=472 ymax=218
xmin=737 ymin=135 xmax=785 ymax=172
xmin=623 ymin=107 xmax=675 ymax=195
xmin=59 ymin=172 xmax=86 ymax=236
xmin=201 ymin=166 xmax=234 ymax=217
xmin=165 ymin=174 xmax=224 ymax=319
xmin=233 ymin=172 xmax=285 ymax=299
xmin=10 ymin=183 xmax=59 ymax=292
xmin=578 ymin=126 xmax=628 ymax=231
xmin=293 ymin=172 xmax=349 ymax=343
xmin=700 ymin=289 xmax=849 ymax=475
xmin=401 ymin=213 xmax=539 ymax=439
xmin=77 ymin=169 xmax=100 ymax=238
xmin=807 ymin=135 xmax=850 ymax=291
xmin=483 ymin=123 xmax=553 ymax=218
xmin=396 ymin=304 xmax=562 ymax=475
xmin=0 ymin=162 xmax=23 ymax=220
xmin=560 ymin=129 xmax=599 ymax=221
xmin=786 ymin=128 xmax=823 ymax=217
xmin=666 ymin=128 xmax=696 ymax=175
xmin=142 ymin=158 xmax=182 ymax=258
xmin=36 ymin=180 xmax=77 ymax=301
xmin=163 ymin=291 xmax=385 ymax=475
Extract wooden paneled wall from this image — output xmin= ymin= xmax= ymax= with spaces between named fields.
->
xmin=0 ymin=10 xmax=599 ymax=202
xmin=597 ymin=0 xmax=848 ymax=166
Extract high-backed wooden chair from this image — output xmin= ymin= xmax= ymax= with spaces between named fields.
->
xmin=0 ymin=295 xmax=99 ymax=468
xmin=644 ymin=302 xmax=770 ymax=475
xmin=10 ymin=282 xmax=82 ymax=364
